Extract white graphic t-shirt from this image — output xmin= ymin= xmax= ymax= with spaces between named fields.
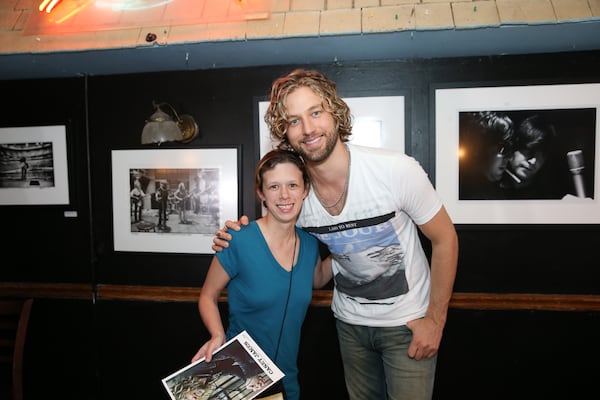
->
xmin=298 ymin=144 xmax=442 ymax=327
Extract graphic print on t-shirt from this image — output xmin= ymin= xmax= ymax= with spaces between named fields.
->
xmin=303 ymin=212 xmax=408 ymax=301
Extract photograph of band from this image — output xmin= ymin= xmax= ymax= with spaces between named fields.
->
xmin=128 ymin=167 xmax=220 ymax=234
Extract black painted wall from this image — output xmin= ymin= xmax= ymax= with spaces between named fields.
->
xmin=1 ymin=51 xmax=600 ymax=399
xmin=1 ymin=77 xmax=90 ymax=283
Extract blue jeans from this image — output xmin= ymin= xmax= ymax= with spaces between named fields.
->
xmin=335 ymin=319 xmax=436 ymax=400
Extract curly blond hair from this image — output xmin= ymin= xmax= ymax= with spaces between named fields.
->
xmin=264 ymin=69 xmax=353 ymax=151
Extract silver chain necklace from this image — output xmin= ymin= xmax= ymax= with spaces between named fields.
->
xmin=313 ymin=147 xmax=351 ymax=209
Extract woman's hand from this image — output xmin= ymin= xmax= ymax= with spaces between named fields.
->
xmin=192 ymin=334 xmax=226 ymax=363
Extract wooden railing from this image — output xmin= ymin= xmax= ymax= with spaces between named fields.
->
xmin=1 ymin=282 xmax=599 ymax=312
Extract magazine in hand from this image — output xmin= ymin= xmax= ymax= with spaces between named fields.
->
xmin=162 ymin=330 xmax=285 ymax=400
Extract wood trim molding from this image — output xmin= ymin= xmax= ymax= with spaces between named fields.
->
xmin=448 ymin=292 xmax=600 ymax=311
xmin=1 ymin=283 xmax=599 ymax=311
xmin=96 ymin=284 xmax=217 ymax=302
xmin=0 ymin=282 xmax=91 ymax=299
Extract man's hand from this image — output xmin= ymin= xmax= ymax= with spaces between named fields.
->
xmin=212 ymin=215 xmax=250 ymax=252
xmin=406 ymin=316 xmax=444 ymax=360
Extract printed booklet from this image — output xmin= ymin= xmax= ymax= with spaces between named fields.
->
xmin=162 ymin=330 xmax=285 ymax=400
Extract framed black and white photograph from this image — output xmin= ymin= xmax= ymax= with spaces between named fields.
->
xmin=258 ymin=96 xmax=406 ymax=158
xmin=111 ymin=147 xmax=239 ymax=254
xmin=0 ymin=125 xmax=70 ymax=205
xmin=435 ymin=83 xmax=600 ymax=224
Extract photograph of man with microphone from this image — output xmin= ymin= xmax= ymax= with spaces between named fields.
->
xmin=458 ymin=108 xmax=595 ymax=201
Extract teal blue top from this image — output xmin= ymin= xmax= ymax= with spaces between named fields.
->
xmin=216 ymin=220 xmax=319 ymax=400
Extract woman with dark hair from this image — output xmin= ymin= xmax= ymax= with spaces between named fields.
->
xmin=193 ymin=149 xmax=332 ymax=400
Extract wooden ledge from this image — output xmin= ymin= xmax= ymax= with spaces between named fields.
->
xmin=0 ymin=282 xmax=91 ymax=299
xmin=1 ymin=283 xmax=599 ymax=311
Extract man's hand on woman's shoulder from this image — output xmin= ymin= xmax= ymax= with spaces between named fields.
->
xmin=212 ymin=215 xmax=250 ymax=252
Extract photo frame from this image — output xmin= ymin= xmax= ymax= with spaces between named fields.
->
xmin=435 ymin=83 xmax=600 ymax=224
xmin=258 ymin=96 xmax=405 ymax=158
xmin=0 ymin=125 xmax=70 ymax=205
xmin=111 ymin=147 xmax=239 ymax=254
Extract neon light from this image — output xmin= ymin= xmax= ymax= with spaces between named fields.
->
xmin=39 ymin=0 xmax=62 ymax=13
xmin=38 ymin=0 xmax=52 ymax=12
xmin=53 ymin=0 xmax=94 ymax=24
xmin=47 ymin=0 xmax=62 ymax=13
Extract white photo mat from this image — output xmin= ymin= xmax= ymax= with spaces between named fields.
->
xmin=0 ymin=125 xmax=70 ymax=205
xmin=435 ymin=83 xmax=600 ymax=224
xmin=111 ymin=148 xmax=238 ymax=254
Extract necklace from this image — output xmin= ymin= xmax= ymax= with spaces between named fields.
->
xmin=289 ymin=231 xmax=297 ymax=270
xmin=274 ymin=231 xmax=296 ymax=361
xmin=313 ymin=148 xmax=351 ymax=209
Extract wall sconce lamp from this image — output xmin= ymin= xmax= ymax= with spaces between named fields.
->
xmin=141 ymin=101 xmax=199 ymax=145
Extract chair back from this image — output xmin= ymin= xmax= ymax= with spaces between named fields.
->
xmin=0 ymin=299 xmax=33 ymax=400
